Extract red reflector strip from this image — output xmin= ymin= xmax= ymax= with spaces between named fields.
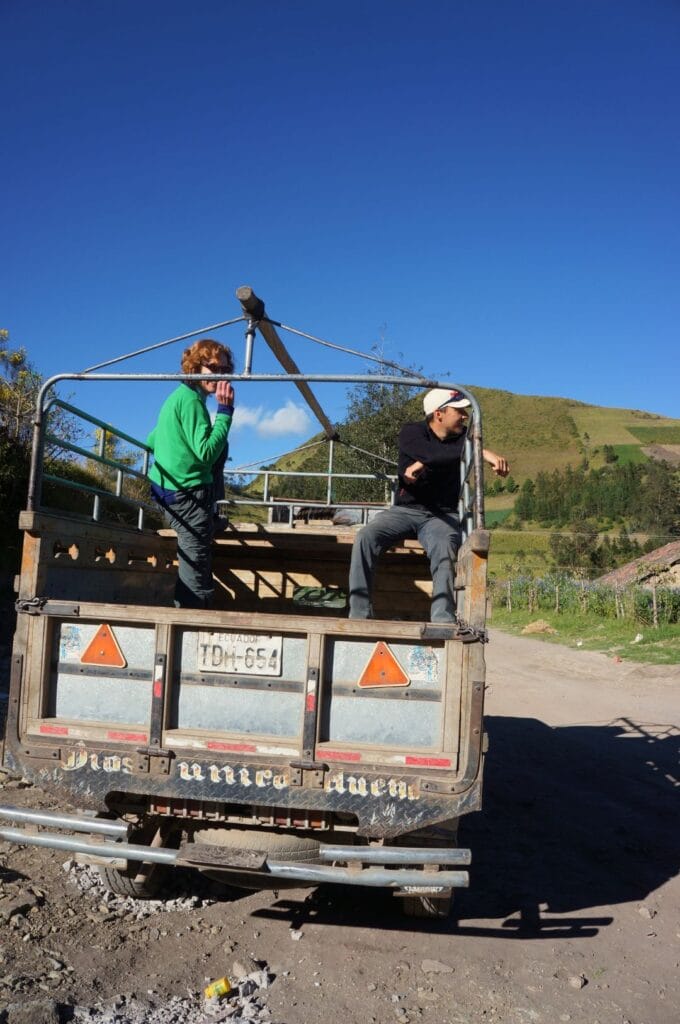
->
xmin=207 ymin=741 xmax=257 ymax=753
xmin=405 ymin=756 xmax=452 ymax=768
xmin=106 ymin=731 xmax=148 ymax=742
xmin=305 ymin=693 xmax=316 ymax=712
xmin=153 ymin=681 xmax=163 ymax=698
xmin=39 ymin=724 xmax=69 ymax=736
xmin=323 ymin=750 xmax=362 ymax=762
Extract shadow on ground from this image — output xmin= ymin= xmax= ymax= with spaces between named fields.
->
xmin=252 ymin=714 xmax=679 ymax=937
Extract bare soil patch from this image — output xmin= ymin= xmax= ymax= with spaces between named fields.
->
xmin=1 ymin=630 xmax=678 ymax=1024
xmin=643 ymin=444 xmax=680 ymax=466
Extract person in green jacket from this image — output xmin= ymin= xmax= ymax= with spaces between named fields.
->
xmin=147 ymin=338 xmax=235 ymax=608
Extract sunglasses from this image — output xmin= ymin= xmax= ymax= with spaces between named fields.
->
xmin=204 ymin=362 xmax=231 ymax=373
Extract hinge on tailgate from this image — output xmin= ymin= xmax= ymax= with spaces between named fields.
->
xmin=134 ymin=747 xmax=174 ymax=775
xmin=288 ymin=764 xmax=326 ymax=788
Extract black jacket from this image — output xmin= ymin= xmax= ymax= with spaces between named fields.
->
xmin=395 ymin=420 xmax=466 ymax=512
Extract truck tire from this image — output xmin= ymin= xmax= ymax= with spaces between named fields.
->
xmin=400 ymin=819 xmax=459 ymax=917
xmin=97 ymin=818 xmax=174 ymax=898
xmin=193 ymin=826 xmax=321 ymax=860
xmin=98 ymin=862 xmax=162 ymax=899
xmin=402 ymin=892 xmax=453 ymax=919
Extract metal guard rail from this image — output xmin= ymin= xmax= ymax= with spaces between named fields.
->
xmin=30 ymin=370 xmax=485 ymax=535
xmin=0 ymin=805 xmax=470 ymax=889
xmin=39 ymin=397 xmax=154 ymax=529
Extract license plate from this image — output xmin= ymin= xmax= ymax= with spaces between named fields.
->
xmin=197 ymin=632 xmax=283 ymax=676
xmin=399 ymin=885 xmax=447 ymax=894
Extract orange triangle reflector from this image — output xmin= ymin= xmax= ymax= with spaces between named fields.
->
xmin=80 ymin=624 xmax=127 ymax=668
xmin=358 ymin=642 xmax=409 ymax=688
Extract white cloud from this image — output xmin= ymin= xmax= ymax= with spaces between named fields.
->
xmin=231 ymin=401 xmax=312 ymax=438
xmin=231 ymin=405 xmax=264 ymax=429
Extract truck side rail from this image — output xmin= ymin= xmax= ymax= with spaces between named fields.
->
xmin=28 ymin=373 xmax=485 ymax=538
xmin=38 ymin=397 xmax=156 ymax=529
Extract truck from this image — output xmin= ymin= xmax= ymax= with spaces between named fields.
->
xmin=0 ymin=287 xmax=490 ymax=917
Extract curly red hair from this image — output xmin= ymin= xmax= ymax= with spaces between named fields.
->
xmin=181 ymin=339 xmax=234 ymax=375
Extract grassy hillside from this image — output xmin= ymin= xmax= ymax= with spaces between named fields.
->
xmin=240 ymin=385 xmax=680 ymax=495
xmin=468 ymin=386 xmax=680 ymax=481
xmin=238 ymin=386 xmax=680 ymax=545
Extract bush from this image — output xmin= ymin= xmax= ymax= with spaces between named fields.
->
xmin=488 ymin=572 xmax=679 ymax=626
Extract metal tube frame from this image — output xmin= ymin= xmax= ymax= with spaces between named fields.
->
xmin=28 ymin=370 xmax=483 ymax=536
xmin=0 ymin=810 xmax=471 ymax=888
xmin=0 ymin=804 xmax=128 ymax=837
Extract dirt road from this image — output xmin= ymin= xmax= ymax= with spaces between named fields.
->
xmin=1 ymin=630 xmax=678 ymax=1024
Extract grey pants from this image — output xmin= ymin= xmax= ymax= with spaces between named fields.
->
xmin=348 ymin=505 xmax=461 ymax=622
xmin=160 ymin=485 xmax=215 ymax=609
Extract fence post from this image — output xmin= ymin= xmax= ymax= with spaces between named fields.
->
xmin=555 ymin=583 xmax=560 ymax=614
xmin=652 ymin=582 xmax=658 ymax=629
xmin=506 ymin=580 xmax=512 ymax=613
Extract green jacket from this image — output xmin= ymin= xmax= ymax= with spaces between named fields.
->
xmin=147 ymin=383 xmax=233 ymax=491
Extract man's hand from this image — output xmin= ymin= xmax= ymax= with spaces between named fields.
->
xmin=216 ymin=381 xmax=235 ymax=406
xmin=483 ymin=449 xmax=509 ymax=477
xmin=403 ymin=459 xmax=426 ymax=484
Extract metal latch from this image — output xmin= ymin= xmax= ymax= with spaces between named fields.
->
xmin=289 ymin=759 xmax=329 ymax=772
xmin=453 ymin=617 xmax=489 ymax=644
xmin=15 ymin=597 xmax=80 ymax=617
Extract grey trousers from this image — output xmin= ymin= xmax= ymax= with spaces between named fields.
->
xmin=160 ymin=485 xmax=215 ymax=609
xmin=348 ymin=505 xmax=461 ymax=622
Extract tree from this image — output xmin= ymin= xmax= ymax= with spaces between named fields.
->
xmin=549 ymin=521 xmax=599 ymax=570
xmin=0 ymin=334 xmax=83 ymax=567
xmin=514 ymin=478 xmax=535 ymax=520
xmin=0 ymin=338 xmax=42 ymax=444
xmin=638 ymin=461 xmax=680 ymax=535
xmin=285 ymin=345 xmax=426 ymax=505
xmin=0 ymin=337 xmax=43 ymax=568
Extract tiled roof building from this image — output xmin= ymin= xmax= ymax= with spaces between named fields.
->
xmin=598 ymin=541 xmax=680 ymax=588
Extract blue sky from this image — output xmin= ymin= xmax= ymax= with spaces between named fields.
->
xmin=2 ymin=0 xmax=679 ymax=469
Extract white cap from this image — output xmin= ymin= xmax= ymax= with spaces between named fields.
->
xmin=423 ymin=387 xmax=471 ymax=416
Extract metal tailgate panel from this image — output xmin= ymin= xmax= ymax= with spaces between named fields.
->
xmin=321 ymin=638 xmax=446 ymax=749
xmin=49 ymin=621 xmax=155 ymax=725
xmin=171 ymin=628 xmax=306 ymax=737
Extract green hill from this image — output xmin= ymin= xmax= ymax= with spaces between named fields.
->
xmin=465 ymin=387 xmax=680 ymax=481
xmin=235 ymin=384 xmax=679 ymax=576
xmin=260 ymin=385 xmax=680 ymax=488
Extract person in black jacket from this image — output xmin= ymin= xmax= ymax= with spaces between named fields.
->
xmin=348 ymin=387 xmax=508 ymax=622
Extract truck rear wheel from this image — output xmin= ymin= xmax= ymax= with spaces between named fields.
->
xmin=97 ymin=818 xmax=174 ymax=898
xmin=402 ymin=892 xmax=453 ymax=918
xmin=400 ymin=819 xmax=459 ymax=917
xmin=98 ymin=861 xmax=162 ymax=899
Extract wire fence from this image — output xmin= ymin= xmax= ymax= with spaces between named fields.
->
xmin=488 ymin=572 xmax=680 ymax=627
